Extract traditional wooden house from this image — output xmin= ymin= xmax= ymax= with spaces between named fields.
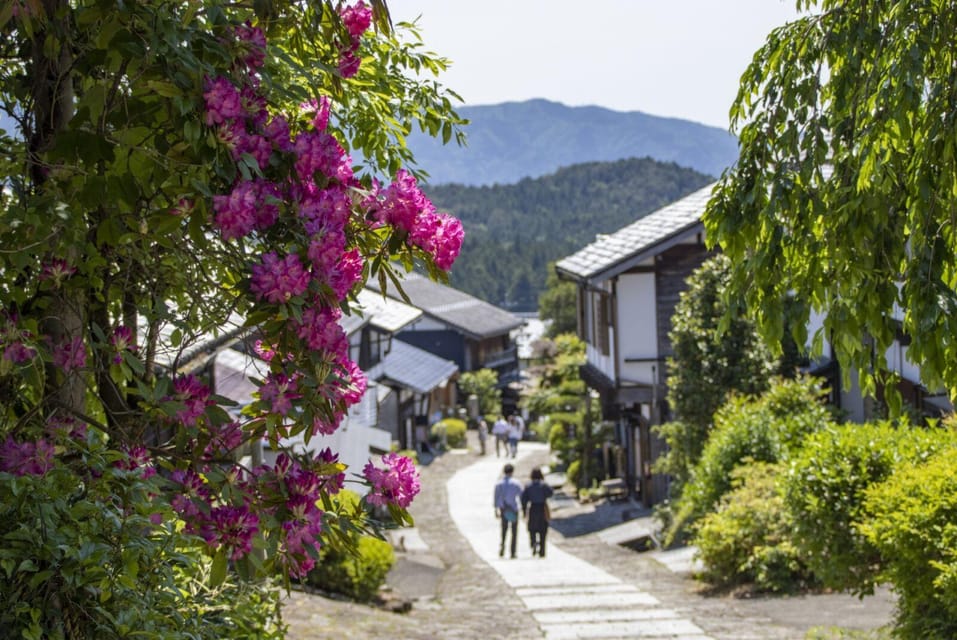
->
xmin=369 ymin=271 xmax=525 ymax=413
xmin=554 ymin=184 xmax=716 ymax=506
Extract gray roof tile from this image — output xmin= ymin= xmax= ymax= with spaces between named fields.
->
xmin=369 ymin=271 xmax=523 ymax=339
xmin=365 ymin=339 xmax=458 ymax=394
xmin=555 ymin=183 xmax=716 ymax=282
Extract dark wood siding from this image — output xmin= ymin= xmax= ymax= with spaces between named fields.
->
xmin=654 ymin=243 xmax=713 ymax=387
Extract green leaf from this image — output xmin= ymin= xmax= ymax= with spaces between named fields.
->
xmin=209 ymin=549 xmax=228 ymax=588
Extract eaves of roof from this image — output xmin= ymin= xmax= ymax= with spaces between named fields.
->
xmin=368 ymin=272 xmax=523 ymax=340
xmin=554 ymin=183 xmax=716 ymax=286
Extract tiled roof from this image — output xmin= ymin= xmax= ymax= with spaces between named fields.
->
xmin=555 ymin=183 xmax=717 ymax=283
xmin=365 ymin=339 xmax=458 ymax=394
xmin=353 ymin=288 xmax=422 ymax=333
xmin=369 ymin=271 xmax=524 ymax=340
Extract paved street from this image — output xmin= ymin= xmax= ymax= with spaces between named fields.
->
xmin=450 ymin=443 xmax=711 ymax=639
xmin=284 ymin=433 xmax=894 ymax=639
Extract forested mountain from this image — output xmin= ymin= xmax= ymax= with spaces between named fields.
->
xmin=407 ymin=99 xmax=738 ymax=186
xmin=428 ymin=157 xmax=714 ymax=311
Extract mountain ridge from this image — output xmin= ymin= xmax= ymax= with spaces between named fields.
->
xmin=408 ymin=98 xmax=738 ymax=187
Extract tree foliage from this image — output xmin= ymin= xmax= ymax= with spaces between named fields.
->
xmin=427 ymin=157 xmax=712 ymax=310
xmin=458 ymin=368 xmax=501 ymax=417
xmin=538 ymin=262 xmax=577 ymax=337
xmin=656 ymin=254 xmax=777 ymax=488
xmin=704 ymin=0 xmax=957 ymax=408
xmin=0 ymin=1 xmax=463 ymax=636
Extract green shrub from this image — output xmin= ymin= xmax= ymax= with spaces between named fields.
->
xmin=784 ymin=421 xmax=955 ymax=595
xmin=861 ymin=447 xmax=957 ymax=638
xmin=694 ymin=462 xmax=814 ymax=592
xmin=307 ymin=535 xmax=396 ymax=602
xmin=566 ymin=459 xmax=581 ymax=486
xmin=668 ymin=377 xmax=832 ymax=544
xmin=431 ymin=418 xmax=467 ymax=449
xmin=0 ymin=441 xmax=284 ymax=640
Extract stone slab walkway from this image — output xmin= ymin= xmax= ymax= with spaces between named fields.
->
xmin=449 ymin=442 xmax=711 ymax=640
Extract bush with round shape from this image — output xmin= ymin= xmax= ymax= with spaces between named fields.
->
xmin=861 ymin=446 xmax=957 ymax=639
xmin=784 ymin=421 xmax=956 ymax=595
xmin=431 ymin=418 xmax=467 ymax=449
xmin=668 ymin=376 xmax=833 ymax=543
xmin=694 ymin=461 xmax=813 ymax=593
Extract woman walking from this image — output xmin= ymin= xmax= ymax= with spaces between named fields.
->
xmin=521 ymin=467 xmax=554 ymax=557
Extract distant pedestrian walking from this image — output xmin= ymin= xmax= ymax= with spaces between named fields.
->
xmin=522 ymin=467 xmax=554 ymax=557
xmin=506 ymin=415 xmax=523 ymax=458
xmin=493 ymin=463 xmax=523 ymax=558
xmin=491 ymin=416 xmax=509 ymax=457
xmin=477 ymin=419 xmax=489 ymax=456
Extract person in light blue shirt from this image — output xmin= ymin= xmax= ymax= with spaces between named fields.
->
xmin=493 ymin=463 xmax=523 ymax=558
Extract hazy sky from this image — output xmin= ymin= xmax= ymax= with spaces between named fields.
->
xmin=386 ymin=0 xmax=802 ymax=130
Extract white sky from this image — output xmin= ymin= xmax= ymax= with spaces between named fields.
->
xmin=386 ymin=0 xmax=802 ymax=130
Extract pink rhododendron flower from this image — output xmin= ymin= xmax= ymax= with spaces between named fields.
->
xmin=264 ymin=115 xmax=293 ymax=151
xmin=201 ymin=504 xmax=260 ymax=560
xmin=293 ymin=130 xmax=353 ymax=184
xmin=233 ymin=21 xmax=267 ymax=71
xmin=204 ymin=421 xmax=244 ymax=459
xmin=338 ymin=49 xmax=361 ymax=78
xmin=170 ymin=374 xmax=212 ymax=426
xmin=171 ymin=469 xmax=210 ymax=522
xmin=115 ymin=445 xmax=157 ymax=479
xmin=204 ymin=76 xmax=244 ymax=126
xmin=313 ymin=448 xmax=346 ymax=494
xmin=340 ymin=1 xmax=372 ymax=38
xmin=0 ymin=437 xmax=54 ymax=476
xmin=52 ymin=336 xmax=87 ymax=372
xmin=312 ymin=411 xmax=345 ymax=436
xmin=328 ymin=248 xmax=364 ymax=300
xmin=213 ymin=180 xmax=258 ymax=239
xmin=411 ymin=211 xmax=464 ymax=271
xmin=374 ymin=169 xmax=430 ymax=232
xmin=40 ymin=258 xmax=76 ymax=286
xmin=259 ymin=372 xmax=301 ymax=416
xmin=294 ymin=304 xmax=348 ymax=357
xmin=3 ymin=341 xmax=35 ymax=364
xmin=253 ymin=340 xmax=279 ymax=362
xmin=250 ymin=252 xmax=311 ymax=304
xmin=301 ymin=96 xmax=331 ymax=132
xmin=339 ymin=359 xmax=367 ymax=406
xmin=110 ymin=325 xmax=137 ymax=364
xmin=46 ymin=414 xmax=86 ymax=441
xmin=362 ymin=452 xmax=420 ymax=508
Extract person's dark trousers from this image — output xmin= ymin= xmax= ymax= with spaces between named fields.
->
xmin=500 ymin=516 xmax=518 ymax=558
xmin=530 ymin=528 xmax=547 ymax=557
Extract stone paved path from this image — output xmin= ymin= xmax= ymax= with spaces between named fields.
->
xmin=449 ymin=442 xmax=711 ymax=640
xmin=283 ymin=432 xmax=894 ymax=639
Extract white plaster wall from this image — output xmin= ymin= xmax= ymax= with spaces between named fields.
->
xmin=616 ymin=272 xmax=659 ymax=385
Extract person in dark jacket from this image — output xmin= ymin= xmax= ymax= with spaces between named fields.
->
xmin=521 ymin=467 xmax=554 ymax=557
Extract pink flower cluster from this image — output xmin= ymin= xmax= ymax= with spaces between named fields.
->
xmin=110 ymin=325 xmax=137 ymax=364
xmin=0 ymin=436 xmax=54 ymax=476
xmin=114 ymin=445 xmax=157 ymax=479
xmin=51 ymin=336 xmax=87 ymax=373
xmin=40 ymin=258 xmax=76 ymax=287
xmin=250 ymin=252 xmax=310 ymax=304
xmin=337 ymin=1 xmax=372 ymax=78
xmin=362 ymin=452 xmax=420 ymax=509
xmin=169 ymin=374 xmax=212 ymax=427
xmin=372 ymin=170 xmax=464 ymax=270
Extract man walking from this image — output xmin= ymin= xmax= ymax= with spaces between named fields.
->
xmin=491 ymin=415 xmax=509 ymax=457
xmin=493 ymin=463 xmax=523 ymax=558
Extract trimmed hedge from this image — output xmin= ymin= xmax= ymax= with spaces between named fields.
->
xmin=431 ymin=418 xmax=467 ymax=449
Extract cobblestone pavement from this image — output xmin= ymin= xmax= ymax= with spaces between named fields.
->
xmin=283 ymin=433 xmax=894 ymax=639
